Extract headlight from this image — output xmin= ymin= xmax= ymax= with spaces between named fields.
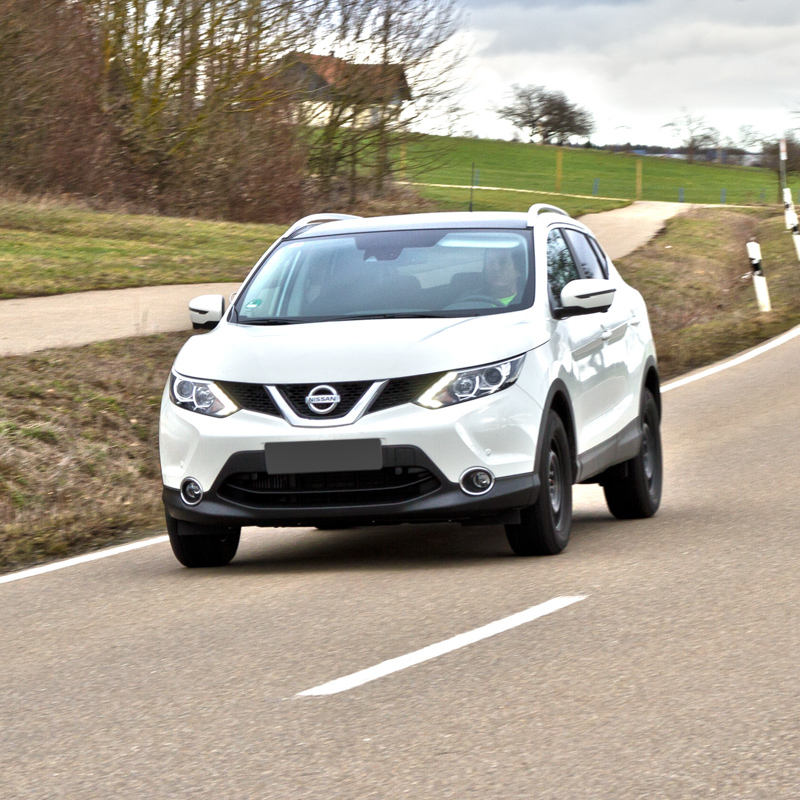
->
xmin=169 ymin=371 xmax=239 ymax=417
xmin=415 ymin=355 xmax=525 ymax=409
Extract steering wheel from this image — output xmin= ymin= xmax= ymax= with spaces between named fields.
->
xmin=446 ymin=294 xmax=505 ymax=309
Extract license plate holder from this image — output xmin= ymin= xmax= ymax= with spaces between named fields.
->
xmin=264 ymin=439 xmax=382 ymax=475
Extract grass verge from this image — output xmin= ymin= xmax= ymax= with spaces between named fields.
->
xmin=0 ymin=333 xmax=188 ymax=570
xmin=0 ymin=197 xmax=284 ymax=299
xmin=616 ymin=207 xmax=800 ymax=379
xmin=2 ymin=207 xmax=799 ymax=573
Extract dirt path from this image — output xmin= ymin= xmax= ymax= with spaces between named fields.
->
xmin=578 ymin=200 xmax=687 ymax=261
xmin=0 ymin=202 xmax=687 ymax=357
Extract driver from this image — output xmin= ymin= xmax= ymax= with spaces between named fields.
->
xmin=484 ymin=246 xmax=525 ymax=305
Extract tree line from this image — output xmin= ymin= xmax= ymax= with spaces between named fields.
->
xmin=497 ymin=87 xmax=799 ymax=173
xmin=0 ymin=0 xmax=462 ymax=221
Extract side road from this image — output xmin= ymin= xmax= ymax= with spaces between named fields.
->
xmin=0 ymin=201 xmax=687 ymax=357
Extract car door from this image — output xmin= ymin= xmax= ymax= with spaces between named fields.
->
xmin=546 ymin=227 xmax=610 ymax=454
xmin=562 ymin=228 xmax=635 ymax=437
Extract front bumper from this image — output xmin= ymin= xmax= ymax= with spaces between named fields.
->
xmin=164 ymin=445 xmax=540 ymax=528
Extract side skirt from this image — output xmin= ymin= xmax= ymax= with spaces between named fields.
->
xmin=575 ymin=417 xmax=642 ymax=484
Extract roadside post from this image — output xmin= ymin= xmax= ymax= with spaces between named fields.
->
xmin=636 ymin=159 xmax=642 ymax=200
xmin=779 ymin=138 xmax=788 ymax=197
xmin=556 ymin=149 xmax=563 ymax=193
xmin=782 ymin=187 xmax=800 ymax=260
xmin=746 ymin=240 xmax=772 ymax=313
xmin=469 ymin=161 xmax=475 ymax=212
xmin=784 ymin=187 xmax=794 ymax=230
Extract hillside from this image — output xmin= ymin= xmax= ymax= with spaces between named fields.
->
xmin=409 ymin=135 xmax=797 ymax=206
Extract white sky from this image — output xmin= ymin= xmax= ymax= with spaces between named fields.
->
xmin=451 ymin=0 xmax=800 ymax=146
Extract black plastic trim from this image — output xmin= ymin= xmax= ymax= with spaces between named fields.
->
xmin=163 ymin=446 xmax=539 ymax=528
xmin=576 ymin=417 xmax=642 ymax=483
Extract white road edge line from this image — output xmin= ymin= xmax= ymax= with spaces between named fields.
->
xmin=662 ymin=323 xmax=800 ymax=393
xmin=0 ymin=535 xmax=169 ymax=585
xmin=297 ymin=595 xmax=587 ymax=697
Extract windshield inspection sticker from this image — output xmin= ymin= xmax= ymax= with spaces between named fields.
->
xmin=245 ymin=299 xmax=262 ymax=309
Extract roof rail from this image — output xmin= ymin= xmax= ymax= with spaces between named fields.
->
xmin=283 ymin=213 xmax=361 ymax=240
xmin=526 ymin=204 xmax=569 ymax=227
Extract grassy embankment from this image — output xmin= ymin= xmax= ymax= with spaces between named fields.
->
xmin=0 ymin=187 xmax=625 ymax=300
xmin=409 ymin=134 xmax=799 ymax=207
xmin=2 ymin=205 xmax=799 ymax=573
xmin=0 ymin=198 xmax=284 ymax=299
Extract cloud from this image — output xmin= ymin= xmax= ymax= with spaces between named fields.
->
xmin=466 ymin=0 xmax=800 ymax=57
xmin=455 ymin=0 xmax=800 ymax=142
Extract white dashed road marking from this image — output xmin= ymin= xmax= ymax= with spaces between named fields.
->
xmin=297 ymin=595 xmax=587 ymax=696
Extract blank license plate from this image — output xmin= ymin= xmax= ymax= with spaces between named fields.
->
xmin=264 ymin=439 xmax=382 ymax=475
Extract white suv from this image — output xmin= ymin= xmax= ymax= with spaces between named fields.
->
xmin=160 ymin=205 xmax=662 ymax=567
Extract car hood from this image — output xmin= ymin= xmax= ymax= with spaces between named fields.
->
xmin=173 ymin=313 xmax=550 ymax=383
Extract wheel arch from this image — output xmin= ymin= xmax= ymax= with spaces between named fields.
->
xmin=536 ymin=379 xmax=578 ymax=482
xmin=643 ymin=357 xmax=661 ymax=421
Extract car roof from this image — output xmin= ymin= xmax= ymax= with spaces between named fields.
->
xmin=292 ymin=211 xmax=535 ymax=239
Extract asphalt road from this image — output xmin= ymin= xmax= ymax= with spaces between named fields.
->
xmin=2 ymin=326 xmax=799 ymax=798
xmin=0 ymin=201 xmax=684 ymax=356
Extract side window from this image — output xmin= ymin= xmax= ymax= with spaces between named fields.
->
xmin=563 ymin=229 xmax=607 ymax=280
xmin=546 ymin=228 xmax=582 ymax=308
xmin=588 ymin=236 xmax=609 ymax=278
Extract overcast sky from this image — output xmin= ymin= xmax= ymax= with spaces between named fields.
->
xmin=454 ymin=0 xmax=800 ymax=146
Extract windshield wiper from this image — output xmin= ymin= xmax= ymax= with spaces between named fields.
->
xmin=240 ymin=312 xmax=455 ymax=326
xmin=238 ymin=317 xmax=309 ymax=326
xmin=332 ymin=312 xmax=454 ymax=321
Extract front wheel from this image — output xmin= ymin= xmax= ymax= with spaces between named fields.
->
xmin=165 ymin=512 xmax=241 ymax=568
xmin=505 ymin=410 xmax=573 ymax=556
xmin=602 ymin=389 xmax=662 ymax=519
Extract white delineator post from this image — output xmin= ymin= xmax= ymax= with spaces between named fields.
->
xmin=746 ymin=240 xmax=772 ymax=313
xmin=783 ymin=188 xmax=800 ymax=260
xmin=784 ymin=186 xmax=796 ymax=231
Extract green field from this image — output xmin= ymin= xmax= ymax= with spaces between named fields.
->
xmin=411 ymin=184 xmax=627 ymax=216
xmin=408 ymin=135 xmax=798 ymax=207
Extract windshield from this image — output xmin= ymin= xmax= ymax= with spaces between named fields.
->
xmin=235 ymin=229 xmax=533 ymax=323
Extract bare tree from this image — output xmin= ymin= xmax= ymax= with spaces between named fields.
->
xmin=0 ymin=0 xmax=323 ymax=220
xmin=760 ymin=133 xmax=800 ymax=176
xmin=497 ymin=84 xmax=594 ymax=145
xmin=737 ymin=124 xmax=765 ymax=152
xmin=662 ymin=111 xmax=719 ymax=163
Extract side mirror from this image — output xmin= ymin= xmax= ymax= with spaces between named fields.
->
xmin=189 ymin=294 xmax=225 ymax=330
xmin=557 ymin=279 xmax=616 ymax=317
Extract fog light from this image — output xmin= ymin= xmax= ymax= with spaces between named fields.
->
xmin=181 ymin=478 xmax=203 ymax=506
xmin=459 ymin=468 xmax=495 ymax=496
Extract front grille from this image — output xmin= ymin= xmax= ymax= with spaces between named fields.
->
xmin=217 ymin=371 xmax=446 ymax=419
xmin=217 ymin=382 xmax=280 ymax=417
xmin=277 ymin=381 xmax=373 ymax=419
xmin=370 ymin=372 xmax=445 ymax=413
xmin=218 ymin=467 xmax=440 ymax=508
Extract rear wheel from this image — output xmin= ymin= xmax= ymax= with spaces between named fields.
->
xmin=602 ymin=389 xmax=662 ymax=519
xmin=506 ymin=410 xmax=573 ymax=556
xmin=165 ymin=512 xmax=241 ymax=568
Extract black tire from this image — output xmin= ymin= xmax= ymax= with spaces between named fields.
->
xmin=505 ymin=410 xmax=573 ymax=556
xmin=165 ymin=512 xmax=241 ymax=568
xmin=602 ymin=389 xmax=662 ymax=519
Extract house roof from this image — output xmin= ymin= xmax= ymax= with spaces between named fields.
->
xmin=277 ymin=52 xmax=411 ymax=104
